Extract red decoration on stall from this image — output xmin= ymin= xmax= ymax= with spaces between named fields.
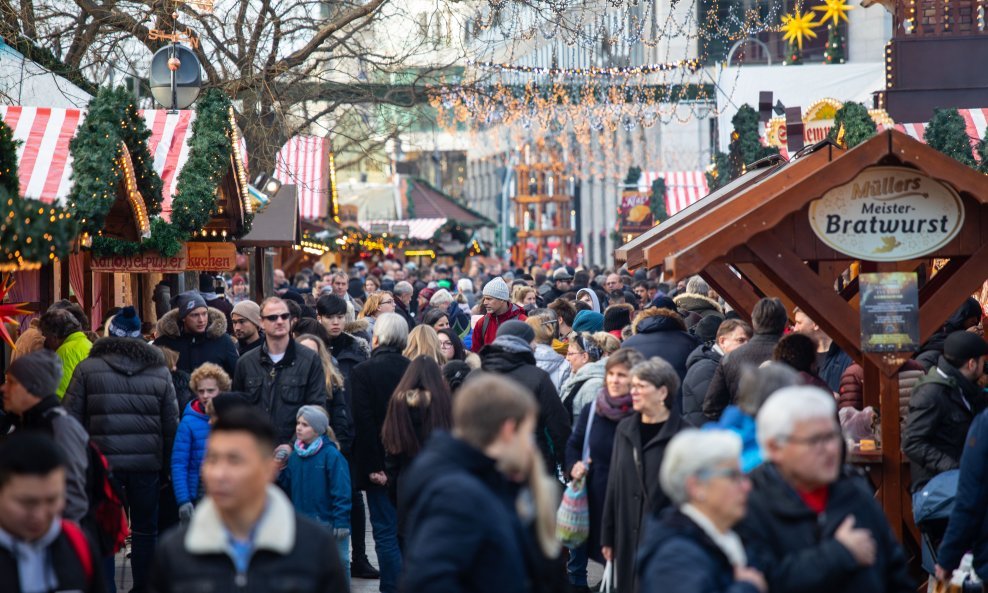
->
xmin=0 ymin=274 xmax=30 ymax=348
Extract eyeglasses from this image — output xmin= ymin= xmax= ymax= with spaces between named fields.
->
xmin=697 ymin=468 xmax=748 ymax=483
xmin=783 ymin=430 xmax=841 ymax=449
xmin=262 ymin=313 xmax=291 ymax=322
xmin=439 ymin=341 xmax=453 ymax=348
xmin=379 ymin=300 xmax=395 ymax=305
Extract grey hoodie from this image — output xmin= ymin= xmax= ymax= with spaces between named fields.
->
xmin=576 ymin=288 xmax=601 ymax=313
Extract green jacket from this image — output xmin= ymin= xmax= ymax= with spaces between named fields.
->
xmin=56 ymin=331 xmax=92 ymax=399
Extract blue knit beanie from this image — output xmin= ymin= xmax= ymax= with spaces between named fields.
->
xmin=109 ymin=306 xmax=142 ymax=338
xmin=572 ymin=310 xmax=604 ymax=333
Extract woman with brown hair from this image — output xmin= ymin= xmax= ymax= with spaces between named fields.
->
xmin=403 ymin=324 xmax=445 ymax=364
xmin=295 ymin=333 xmax=353 ymax=455
xmin=381 ymin=355 xmax=453 ymax=545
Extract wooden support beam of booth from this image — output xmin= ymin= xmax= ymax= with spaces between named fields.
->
xmin=700 ymin=264 xmax=760 ymax=320
xmin=734 ymin=263 xmax=799 ymax=324
xmin=746 ymin=234 xmax=862 ymax=361
xmin=918 ymin=241 xmax=988 ymax=342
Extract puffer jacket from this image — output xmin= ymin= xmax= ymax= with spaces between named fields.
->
xmin=154 ymin=307 xmax=239 ymax=377
xmin=559 ymin=359 xmax=606 ymax=423
xmin=621 ymin=308 xmax=700 ymax=386
xmin=65 ymin=336 xmax=179 ymax=472
xmin=681 ymin=343 xmax=721 ymax=427
xmin=837 ymin=360 xmax=925 ymax=424
xmin=171 ymin=400 xmax=210 ymax=506
xmin=232 ymin=340 xmax=328 ymax=444
xmin=533 ymin=343 xmax=570 ymax=393
xmin=902 ymin=358 xmax=987 ymax=491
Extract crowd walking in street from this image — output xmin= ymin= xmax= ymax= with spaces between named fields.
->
xmin=2 ymin=263 xmax=987 ymax=593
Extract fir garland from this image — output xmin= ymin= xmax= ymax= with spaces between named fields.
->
xmin=87 ymin=88 xmax=252 ymax=257
xmin=0 ymin=120 xmax=77 ymax=269
xmin=925 ymin=108 xmax=976 ymax=167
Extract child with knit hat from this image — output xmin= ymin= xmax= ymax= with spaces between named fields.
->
xmin=276 ymin=405 xmax=352 ymax=582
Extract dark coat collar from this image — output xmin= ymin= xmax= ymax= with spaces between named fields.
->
xmin=617 ymin=411 xmax=685 ymax=450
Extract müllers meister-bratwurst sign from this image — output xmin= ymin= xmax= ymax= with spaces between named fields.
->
xmin=808 ymin=167 xmax=964 ymax=262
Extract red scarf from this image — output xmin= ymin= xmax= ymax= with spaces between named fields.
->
xmin=797 ymin=486 xmax=830 ymax=514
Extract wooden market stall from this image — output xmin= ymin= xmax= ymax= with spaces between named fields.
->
xmin=616 ymin=129 xmax=988 ymax=557
xmin=237 ymin=184 xmax=301 ymax=303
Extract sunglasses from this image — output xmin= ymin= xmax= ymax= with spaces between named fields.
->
xmin=262 ymin=313 xmax=291 ymax=322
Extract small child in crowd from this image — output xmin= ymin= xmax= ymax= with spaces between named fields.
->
xmin=171 ymin=362 xmax=230 ymax=525
xmin=276 ymin=405 xmax=352 ymax=582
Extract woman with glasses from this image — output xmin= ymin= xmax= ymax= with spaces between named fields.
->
xmin=526 ymin=311 xmax=570 ymax=392
xmin=601 ymin=357 xmax=688 ymax=593
xmin=563 ymin=348 xmax=644 ymax=592
xmin=637 ymin=430 xmax=766 ymax=593
xmin=359 ymin=291 xmax=397 ymax=334
xmin=436 ymin=328 xmax=481 ymax=369
xmin=559 ymin=333 xmax=607 ymax=423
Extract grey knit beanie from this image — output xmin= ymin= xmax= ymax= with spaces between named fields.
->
xmin=482 ymin=277 xmax=510 ymax=302
xmin=297 ymin=405 xmax=330 ymax=436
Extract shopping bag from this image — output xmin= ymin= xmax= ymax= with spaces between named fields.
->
xmin=555 ymin=476 xmax=589 ymax=547
xmin=601 ymin=560 xmax=615 ymax=593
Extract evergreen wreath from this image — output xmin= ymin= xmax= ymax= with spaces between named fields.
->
xmin=0 ymin=119 xmax=77 ymax=270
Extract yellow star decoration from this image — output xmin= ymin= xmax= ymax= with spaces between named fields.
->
xmin=813 ymin=0 xmax=854 ymax=27
xmin=781 ymin=10 xmax=819 ymax=50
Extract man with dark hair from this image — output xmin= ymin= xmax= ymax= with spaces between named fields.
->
xmin=154 ymin=291 xmax=239 ymax=377
xmin=232 ymin=297 xmax=328 ymax=444
xmin=39 ymin=307 xmax=91 ymax=399
xmin=548 ymin=298 xmax=578 ymax=340
xmin=65 ymin=328 xmax=179 ymax=593
xmin=703 ymin=297 xmax=788 ymax=421
xmin=149 ymin=407 xmax=347 ymax=592
xmin=0 ymin=431 xmax=106 ymax=593
xmin=904 ymin=331 xmax=988 ymax=492
xmin=400 ymin=374 xmax=541 ymax=592
xmin=231 ymin=300 xmax=263 ymax=355
xmin=2 ymin=350 xmax=89 ymax=522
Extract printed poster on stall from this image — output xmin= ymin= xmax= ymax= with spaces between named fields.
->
xmin=859 ymin=272 xmax=920 ymax=352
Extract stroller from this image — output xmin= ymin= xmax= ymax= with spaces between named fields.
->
xmin=913 ymin=470 xmax=960 ymax=576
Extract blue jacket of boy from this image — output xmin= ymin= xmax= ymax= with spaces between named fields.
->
xmin=171 ymin=400 xmax=211 ymax=505
xmin=278 ymin=435 xmax=352 ymax=529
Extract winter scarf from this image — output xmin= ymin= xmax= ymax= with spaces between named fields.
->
xmin=595 ymin=387 xmax=635 ymax=422
xmin=294 ymin=437 xmax=325 ymax=458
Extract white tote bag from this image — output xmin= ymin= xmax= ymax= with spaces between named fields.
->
xmin=601 ymin=560 xmax=616 ymax=593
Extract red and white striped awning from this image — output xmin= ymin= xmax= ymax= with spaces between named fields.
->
xmin=0 ymin=106 xmax=248 ymax=219
xmin=888 ymin=108 xmax=988 ymax=148
xmin=638 ymin=170 xmax=710 ymax=216
xmin=359 ymin=218 xmax=447 ymax=240
xmin=275 ymin=135 xmax=330 ymax=221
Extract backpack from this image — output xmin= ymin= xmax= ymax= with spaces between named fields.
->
xmin=42 ymin=406 xmax=130 ymax=555
xmin=85 ymin=440 xmax=130 ymax=555
xmin=62 ymin=518 xmax=93 ymax=586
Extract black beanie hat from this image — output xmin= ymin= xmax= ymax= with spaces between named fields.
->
xmin=693 ymin=315 xmax=724 ymax=344
xmin=604 ymin=306 xmax=632 ymax=333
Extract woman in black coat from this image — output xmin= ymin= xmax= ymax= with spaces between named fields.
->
xmin=637 ymin=429 xmax=766 ymax=593
xmin=601 ymin=357 xmax=688 ymax=593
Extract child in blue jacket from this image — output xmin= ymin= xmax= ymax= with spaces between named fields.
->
xmin=171 ymin=362 xmax=230 ymax=524
xmin=277 ymin=405 xmax=352 ymax=581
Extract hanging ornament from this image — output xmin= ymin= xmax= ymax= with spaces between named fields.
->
xmin=0 ymin=274 xmax=29 ymax=348
xmin=781 ymin=10 xmax=819 ymax=51
xmin=813 ymin=0 xmax=854 ymax=27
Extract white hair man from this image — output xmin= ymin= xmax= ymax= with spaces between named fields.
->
xmin=636 ymin=429 xmax=766 ymax=593
xmin=392 ymin=281 xmax=417 ymax=331
xmin=737 ymin=387 xmax=912 ymax=593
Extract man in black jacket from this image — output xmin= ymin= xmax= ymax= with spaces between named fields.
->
xmin=393 ymin=281 xmax=417 ymax=332
xmin=350 ymin=313 xmax=410 ymax=593
xmin=149 ymin=407 xmax=347 ymax=593
xmin=154 ymin=291 xmax=239 ymax=377
xmin=400 ymin=374 xmax=540 ymax=593
xmin=681 ymin=318 xmax=750 ymax=427
xmin=703 ymin=297 xmax=787 ymax=421
xmin=479 ymin=320 xmax=571 ymax=475
xmin=232 ymin=297 xmax=328 ymax=445
xmin=739 ymin=386 xmax=913 ymax=593
xmin=2 ymin=350 xmax=89 ymax=522
xmin=0 ymin=432 xmax=106 ymax=593
xmin=903 ymin=330 xmax=988 ymax=492
xmin=65 ymin=334 xmax=178 ymax=593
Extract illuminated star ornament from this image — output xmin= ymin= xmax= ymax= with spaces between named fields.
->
xmin=813 ymin=0 xmax=854 ymax=27
xmin=0 ymin=274 xmax=29 ymax=349
xmin=781 ymin=10 xmax=819 ymax=50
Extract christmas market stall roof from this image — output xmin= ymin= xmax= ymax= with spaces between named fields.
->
xmin=237 ymin=184 xmax=300 ymax=248
xmin=616 ymin=129 xmax=988 ymax=552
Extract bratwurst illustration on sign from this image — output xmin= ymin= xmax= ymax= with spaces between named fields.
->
xmin=808 ymin=166 xmax=965 ymax=262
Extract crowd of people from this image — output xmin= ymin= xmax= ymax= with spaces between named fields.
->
xmin=1 ymin=259 xmax=987 ymax=593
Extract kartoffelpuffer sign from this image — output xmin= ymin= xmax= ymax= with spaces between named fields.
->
xmin=808 ymin=166 xmax=964 ymax=262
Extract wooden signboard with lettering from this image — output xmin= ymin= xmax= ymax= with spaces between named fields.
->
xmin=90 ymin=242 xmax=236 ymax=273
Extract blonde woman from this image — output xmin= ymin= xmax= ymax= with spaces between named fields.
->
xmin=296 ymin=333 xmax=354 ymax=455
xmin=359 ymin=291 xmax=397 ymax=334
xmin=512 ymin=285 xmax=537 ymax=309
xmin=403 ymin=325 xmax=445 ymax=364
xmin=593 ymin=331 xmax=622 ymax=356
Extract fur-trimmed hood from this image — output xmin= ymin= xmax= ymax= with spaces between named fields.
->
xmin=156 ymin=307 xmax=228 ymax=340
xmin=331 ymin=331 xmax=371 ymax=363
xmin=673 ymin=293 xmax=723 ymax=317
xmin=632 ymin=307 xmax=687 ymax=335
xmin=345 ymin=317 xmax=372 ymax=341
xmin=90 ymin=336 xmax=167 ymax=374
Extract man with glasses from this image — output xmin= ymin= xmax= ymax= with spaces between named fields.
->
xmin=232 ymin=297 xmax=328 ymax=444
xmin=739 ymin=387 xmax=912 ymax=593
